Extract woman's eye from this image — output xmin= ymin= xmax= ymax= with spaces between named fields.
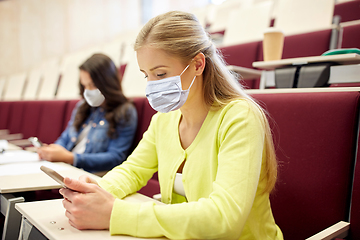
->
xmin=157 ymin=73 xmax=166 ymax=77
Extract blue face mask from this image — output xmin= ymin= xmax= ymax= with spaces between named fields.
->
xmin=145 ymin=64 xmax=196 ymax=113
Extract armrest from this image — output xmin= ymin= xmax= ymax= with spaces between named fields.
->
xmin=227 ymin=65 xmax=262 ymax=79
xmin=8 ymin=139 xmax=32 ymax=147
xmin=0 ymin=133 xmax=24 ymax=141
xmin=0 ymin=129 xmax=10 ymax=135
xmin=306 ymin=221 xmax=350 ymax=240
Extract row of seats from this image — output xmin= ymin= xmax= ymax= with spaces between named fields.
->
xmin=201 ymin=0 xmax=360 ymax=46
xmin=1 ymin=89 xmax=360 ymax=239
xmin=218 ymin=21 xmax=360 ymax=89
xmin=0 ymin=29 xmax=138 ymax=101
xmin=1 ymin=1 xmax=358 ymax=100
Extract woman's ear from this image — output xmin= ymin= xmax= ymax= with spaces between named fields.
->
xmin=193 ymin=52 xmax=206 ymax=76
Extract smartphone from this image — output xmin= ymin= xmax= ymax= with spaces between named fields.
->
xmin=28 ymin=137 xmax=43 ymax=147
xmin=40 ymin=165 xmax=73 ymax=190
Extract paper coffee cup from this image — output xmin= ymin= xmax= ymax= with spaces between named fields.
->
xmin=263 ymin=28 xmax=284 ymax=61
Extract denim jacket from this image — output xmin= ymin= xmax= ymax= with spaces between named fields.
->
xmin=55 ymin=100 xmax=137 ymax=172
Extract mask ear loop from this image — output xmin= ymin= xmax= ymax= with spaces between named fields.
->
xmin=180 ymin=64 xmax=191 ymax=76
xmin=179 ymin=59 xmax=196 ymax=91
xmin=186 ymin=76 xmax=196 ymax=91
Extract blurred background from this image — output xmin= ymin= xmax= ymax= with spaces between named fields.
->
xmin=0 ymin=0 xmax=357 ymax=99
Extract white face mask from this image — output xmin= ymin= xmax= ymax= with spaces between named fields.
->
xmin=145 ymin=64 xmax=196 ymax=113
xmin=83 ymin=89 xmax=105 ymax=107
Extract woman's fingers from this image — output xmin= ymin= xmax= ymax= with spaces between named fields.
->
xmin=79 ymin=175 xmax=98 ymax=185
xmin=63 ymin=177 xmax=94 ymax=193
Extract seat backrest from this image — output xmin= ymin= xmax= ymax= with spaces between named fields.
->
xmin=3 ymin=73 xmax=27 ymax=101
xmin=37 ymin=100 xmax=68 ymax=144
xmin=38 ymin=60 xmax=60 ymax=100
xmin=274 ymin=0 xmax=334 ymax=36
xmin=207 ymin=1 xmax=242 ymax=33
xmin=0 ymin=77 xmax=6 ymax=100
xmin=250 ymin=91 xmax=360 ymax=240
xmin=20 ymin=101 xmax=43 ymax=139
xmin=334 ymin=0 xmax=360 ymax=23
xmin=23 ymin=67 xmax=42 ymax=100
xmin=62 ymin=99 xmax=81 ymax=132
xmin=349 ymin=126 xmax=360 ymax=240
xmin=101 ymin=41 xmax=123 ymax=68
xmin=219 ymin=41 xmax=261 ymax=69
xmin=0 ymin=101 xmax=13 ymax=130
xmin=130 ymin=97 xmax=157 ymax=152
xmin=56 ymin=63 xmax=80 ymax=100
xmin=341 ymin=23 xmax=360 ymax=49
xmin=218 ymin=42 xmax=261 ymax=89
xmin=7 ymin=101 xmax=26 ymax=134
xmin=222 ymin=1 xmax=272 ymax=46
xmin=121 ymin=52 xmax=147 ymax=97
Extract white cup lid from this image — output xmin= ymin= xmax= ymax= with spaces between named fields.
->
xmin=263 ymin=27 xmax=284 ymax=34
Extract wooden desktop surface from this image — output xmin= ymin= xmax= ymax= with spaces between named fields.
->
xmin=0 ymin=161 xmax=100 ymax=194
xmin=252 ymin=53 xmax=360 ymax=70
xmin=16 ymin=193 xmax=166 ymax=240
xmin=7 ymin=143 xmax=22 ymax=151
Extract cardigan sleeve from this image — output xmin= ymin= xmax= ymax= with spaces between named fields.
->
xmin=103 ymin=101 xmax=268 ymax=239
xmin=98 ymin=113 xmax=160 ymax=199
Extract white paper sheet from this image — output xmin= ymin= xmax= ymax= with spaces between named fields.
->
xmin=0 ymin=140 xmax=8 ymax=150
xmin=0 ymin=150 xmax=40 ymax=164
xmin=0 ymin=161 xmax=67 ymax=176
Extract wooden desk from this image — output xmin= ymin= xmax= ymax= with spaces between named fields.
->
xmin=16 ymin=194 xmax=166 ymax=240
xmin=252 ymin=53 xmax=360 ymax=70
xmin=252 ymin=53 xmax=360 ymax=89
xmin=226 ymin=65 xmax=262 ymax=79
xmin=0 ymin=161 xmax=99 ymax=194
xmin=7 ymin=143 xmax=22 ymax=151
xmin=0 ymin=161 xmax=99 ymax=240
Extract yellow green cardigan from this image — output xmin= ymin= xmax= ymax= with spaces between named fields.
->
xmin=98 ymin=99 xmax=283 ymax=239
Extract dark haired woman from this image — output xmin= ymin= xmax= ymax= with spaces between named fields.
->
xmin=37 ymin=53 xmax=137 ymax=173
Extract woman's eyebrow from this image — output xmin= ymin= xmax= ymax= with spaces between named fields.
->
xmin=150 ymin=65 xmax=168 ymax=71
xmin=140 ymin=65 xmax=168 ymax=74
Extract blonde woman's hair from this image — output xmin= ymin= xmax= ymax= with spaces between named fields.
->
xmin=134 ymin=11 xmax=277 ymax=193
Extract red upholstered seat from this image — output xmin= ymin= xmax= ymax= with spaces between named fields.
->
xmin=219 ymin=41 xmax=260 ymax=69
xmin=0 ymin=102 xmax=12 ymax=130
xmin=218 ymin=41 xmax=261 ymax=89
xmin=119 ymin=64 xmax=127 ymax=81
xmin=7 ymin=101 xmax=25 ymax=134
xmin=131 ymin=97 xmax=157 ymax=152
xmin=138 ymin=178 xmax=160 ymax=198
xmin=334 ymin=0 xmax=360 ymax=23
xmin=349 ymin=132 xmax=360 ymax=239
xmin=21 ymin=101 xmax=44 ymax=139
xmin=62 ymin=99 xmax=81 ymax=132
xmin=131 ymin=97 xmax=159 ymax=197
xmin=341 ymin=23 xmax=360 ymax=49
xmin=36 ymin=100 xmax=68 ymax=144
xmin=251 ymin=91 xmax=360 ymax=240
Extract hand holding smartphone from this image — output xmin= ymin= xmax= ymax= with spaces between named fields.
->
xmin=40 ymin=165 xmax=74 ymax=190
xmin=28 ymin=137 xmax=43 ymax=147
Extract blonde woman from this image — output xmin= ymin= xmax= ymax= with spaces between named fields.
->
xmin=60 ymin=11 xmax=283 ymax=239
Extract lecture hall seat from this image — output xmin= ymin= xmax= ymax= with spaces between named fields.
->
xmin=341 ymin=23 xmax=360 ymax=49
xmin=250 ymin=91 xmax=360 ymax=240
xmin=219 ymin=41 xmax=261 ymax=89
xmin=36 ymin=101 xmax=68 ymax=144
xmin=334 ymin=0 xmax=360 ymax=23
xmin=346 ymin=127 xmax=360 ymax=240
